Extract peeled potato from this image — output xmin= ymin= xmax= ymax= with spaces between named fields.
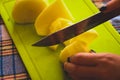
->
xmin=12 ymin=0 xmax=47 ymax=24
xmin=63 ymin=29 xmax=98 ymax=46
xmin=34 ymin=0 xmax=74 ymax=36
xmin=59 ymin=29 xmax=98 ymax=62
xmin=49 ymin=18 xmax=73 ymax=33
xmin=59 ymin=40 xmax=90 ymax=63
xmin=70 ymin=29 xmax=99 ymax=45
xmin=49 ymin=18 xmax=73 ymax=50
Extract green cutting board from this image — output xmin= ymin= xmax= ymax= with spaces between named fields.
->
xmin=1 ymin=0 xmax=120 ymax=80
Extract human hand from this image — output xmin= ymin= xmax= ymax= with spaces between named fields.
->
xmin=101 ymin=0 xmax=120 ymax=12
xmin=64 ymin=53 xmax=120 ymax=80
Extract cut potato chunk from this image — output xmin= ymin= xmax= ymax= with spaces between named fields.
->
xmin=35 ymin=0 xmax=74 ymax=36
xmin=49 ymin=18 xmax=73 ymax=50
xmin=49 ymin=18 xmax=73 ymax=33
xmin=60 ymin=40 xmax=90 ymax=63
xmin=60 ymin=29 xmax=98 ymax=62
xmin=70 ymin=29 xmax=99 ymax=44
xmin=64 ymin=29 xmax=99 ymax=46
xmin=12 ymin=0 xmax=47 ymax=24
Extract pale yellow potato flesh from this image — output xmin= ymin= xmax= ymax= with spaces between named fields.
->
xmin=12 ymin=0 xmax=47 ymax=24
xmin=59 ymin=29 xmax=98 ymax=63
xmin=34 ymin=0 xmax=74 ymax=36
xmin=49 ymin=18 xmax=73 ymax=50
xmin=59 ymin=40 xmax=90 ymax=63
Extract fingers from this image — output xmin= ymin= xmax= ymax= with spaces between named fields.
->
xmin=64 ymin=53 xmax=120 ymax=80
xmin=105 ymin=0 xmax=120 ymax=12
xmin=64 ymin=62 xmax=100 ymax=79
xmin=69 ymin=53 xmax=98 ymax=66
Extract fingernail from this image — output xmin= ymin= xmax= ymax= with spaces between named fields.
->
xmin=90 ymin=49 xmax=96 ymax=53
xmin=67 ymin=57 xmax=71 ymax=62
xmin=100 ymin=5 xmax=107 ymax=11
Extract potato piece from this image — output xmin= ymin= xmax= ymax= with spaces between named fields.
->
xmin=49 ymin=18 xmax=73 ymax=50
xmin=49 ymin=18 xmax=73 ymax=33
xmin=60 ymin=29 xmax=98 ymax=63
xmin=70 ymin=29 xmax=99 ymax=44
xmin=12 ymin=0 xmax=47 ymax=24
xmin=59 ymin=40 xmax=90 ymax=63
xmin=34 ymin=0 xmax=74 ymax=36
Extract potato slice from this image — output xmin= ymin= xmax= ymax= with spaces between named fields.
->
xmin=49 ymin=18 xmax=73 ymax=50
xmin=70 ymin=29 xmax=99 ymax=45
xmin=34 ymin=0 xmax=74 ymax=36
xmin=60 ymin=29 xmax=98 ymax=62
xmin=12 ymin=0 xmax=47 ymax=24
xmin=59 ymin=40 xmax=90 ymax=63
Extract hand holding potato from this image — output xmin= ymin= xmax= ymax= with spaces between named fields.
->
xmin=64 ymin=53 xmax=120 ymax=80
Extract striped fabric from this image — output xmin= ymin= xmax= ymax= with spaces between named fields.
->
xmin=111 ymin=16 xmax=120 ymax=33
xmin=0 ymin=17 xmax=31 ymax=80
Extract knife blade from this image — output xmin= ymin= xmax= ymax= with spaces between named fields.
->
xmin=33 ymin=7 xmax=120 ymax=46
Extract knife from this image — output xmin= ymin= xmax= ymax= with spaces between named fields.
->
xmin=33 ymin=7 xmax=120 ymax=46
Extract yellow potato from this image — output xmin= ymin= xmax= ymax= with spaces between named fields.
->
xmin=70 ymin=29 xmax=99 ymax=45
xmin=49 ymin=18 xmax=73 ymax=50
xmin=59 ymin=40 xmax=90 ymax=63
xmin=12 ymin=0 xmax=47 ymax=24
xmin=34 ymin=0 xmax=74 ymax=36
xmin=59 ymin=29 xmax=98 ymax=63
xmin=49 ymin=18 xmax=73 ymax=33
